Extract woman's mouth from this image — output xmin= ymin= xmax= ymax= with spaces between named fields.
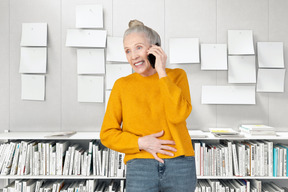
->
xmin=134 ymin=61 xmax=144 ymax=67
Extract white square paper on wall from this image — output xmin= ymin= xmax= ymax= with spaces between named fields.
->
xmin=169 ymin=38 xmax=200 ymax=64
xmin=77 ymin=49 xmax=105 ymax=74
xmin=21 ymin=23 xmax=47 ymax=46
xmin=201 ymin=44 xmax=227 ymax=70
xmin=228 ymin=56 xmax=256 ymax=83
xmin=257 ymin=42 xmax=284 ymax=68
xmin=106 ymin=37 xmax=127 ymax=62
xmin=66 ymin=29 xmax=107 ymax=47
xmin=257 ymin=69 xmax=286 ymax=92
xmin=228 ymin=30 xmax=254 ymax=55
xmin=202 ymin=85 xmax=255 ymax=104
xmin=106 ymin=64 xmax=132 ymax=89
xmin=21 ymin=74 xmax=45 ymax=101
xmin=76 ymin=5 xmax=103 ymax=28
xmin=19 ymin=47 xmax=47 ymax=73
xmin=78 ymin=75 xmax=104 ymax=102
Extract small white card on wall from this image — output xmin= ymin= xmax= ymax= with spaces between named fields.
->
xmin=228 ymin=30 xmax=254 ymax=55
xmin=19 ymin=47 xmax=47 ymax=73
xmin=106 ymin=37 xmax=127 ymax=62
xmin=21 ymin=23 xmax=47 ymax=46
xmin=201 ymin=44 xmax=227 ymax=70
xmin=257 ymin=42 xmax=284 ymax=68
xmin=202 ymin=85 xmax=255 ymax=104
xmin=66 ymin=29 xmax=107 ymax=47
xmin=106 ymin=64 xmax=132 ymax=89
xmin=257 ymin=69 xmax=286 ymax=92
xmin=21 ymin=74 xmax=45 ymax=101
xmin=76 ymin=5 xmax=103 ymax=28
xmin=228 ymin=56 xmax=256 ymax=83
xmin=77 ymin=49 xmax=105 ymax=74
xmin=78 ymin=75 xmax=104 ymax=102
xmin=169 ymin=38 xmax=199 ymax=64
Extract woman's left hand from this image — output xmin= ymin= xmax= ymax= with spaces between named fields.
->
xmin=147 ymin=45 xmax=167 ymax=78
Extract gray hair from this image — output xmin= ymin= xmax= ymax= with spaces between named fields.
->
xmin=123 ymin=20 xmax=161 ymax=46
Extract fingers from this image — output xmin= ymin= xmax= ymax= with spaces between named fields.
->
xmin=150 ymin=130 xmax=164 ymax=137
xmin=152 ymin=153 xmax=164 ymax=164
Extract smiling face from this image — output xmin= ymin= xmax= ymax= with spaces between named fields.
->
xmin=124 ymin=32 xmax=156 ymax=77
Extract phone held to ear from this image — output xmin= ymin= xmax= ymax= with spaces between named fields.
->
xmin=148 ymin=43 xmax=160 ymax=68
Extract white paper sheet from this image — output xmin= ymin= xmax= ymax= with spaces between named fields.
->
xmin=19 ymin=47 xmax=47 ymax=73
xmin=257 ymin=42 xmax=284 ymax=68
xmin=201 ymin=44 xmax=227 ymax=70
xmin=228 ymin=30 xmax=254 ymax=55
xmin=21 ymin=23 xmax=47 ymax=46
xmin=77 ymin=49 xmax=105 ymax=74
xmin=202 ymin=85 xmax=255 ymax=104
xmin=78 ymin=75 xmax=104 ymax=102
xmin=106 ymin=37 xmax=127 ymax=62
xmin=21 ymin=74 xmax=45 ymax=101
xmin=257 ymin=69 xmax=286 ymax=92
xmin=169 ymin=38 xmax=199 ymax=64
xmin=105 ymin=90 xmax=111 ymax=111
xmin=228 ymin=56 xmax=256 ymax=83
xmin=106 ymin=64 xmax=132 ymax=89
xmin=76 ymin=4 xmax=103 ymax=28
xmin=66 ymin=29 xmax=107 ymax=47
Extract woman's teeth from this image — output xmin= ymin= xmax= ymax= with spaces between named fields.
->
xmin=135 ymin=62 xmax=143 ymax=66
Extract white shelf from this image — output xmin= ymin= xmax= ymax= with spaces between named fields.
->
xmin=1 ymin=131 xmax=288 ymax=140
xmin=190 ymin=131 xmax=288 ymax=140
xmin=197 ymin=176 xmax=288 ymax=180
xmin=0 ymin=175 xmax=125 ymax=179
xmin=0 ymin=132 xmax=100 ymax=140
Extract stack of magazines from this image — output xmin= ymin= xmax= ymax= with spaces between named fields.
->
xmin=239 ymin=125 xmax=276 ymax=136
xmin=209 ymin=128 xmax=243 ymax=137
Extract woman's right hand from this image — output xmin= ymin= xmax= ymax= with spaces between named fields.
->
xmin=138 ymin=130 xmax=177 ymax=163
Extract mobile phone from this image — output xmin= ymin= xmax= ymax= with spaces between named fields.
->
xmin=148 ymin=43 xmax=160 ymax=68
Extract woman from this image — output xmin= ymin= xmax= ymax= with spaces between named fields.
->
xmin=100 ymin=20 xmax=197 ymax=192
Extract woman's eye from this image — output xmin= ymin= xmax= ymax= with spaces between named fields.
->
xmin=137 ymin=46 xmax=142 ymax=50
xmin=125 ymin=50 xmax=130 ymax=54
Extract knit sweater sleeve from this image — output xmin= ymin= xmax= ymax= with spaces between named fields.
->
xmin=100 ymin=79 xmax=140 ymax=154
xmin=159 ymin=69 xmax=192 ymax=124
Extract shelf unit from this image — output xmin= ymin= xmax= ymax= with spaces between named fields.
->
xmin=0 ymin=131 xmax=125 ymax=190
xmin=2 ymin=131 xmax=288 ymax=189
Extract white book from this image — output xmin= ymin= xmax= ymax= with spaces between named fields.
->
xmin=38 ymin=143 xmax=43 ymax=175
xmin=63 ymin=150 xmax=70 ymax=176
xmin=10 ymin=143 xmax=21 ymax=175
xmin=34 ymin=151 xmax=40 ymax=176
xmin=109 ymin=150 xmax=116 ymax=177
xmin=68 ymin=144 xmax=78 ymax=175
xmin=24 ymin=143 xmax=32 ymax=175
xmin=2 ymin=142 xmax=17 ymax=175
xmin=86 ymin=153 xmax=92 ymax=176
xmin=50 ymin=152 xmax=56 ymax=175
xmin=194 ymin=142 xmax=201 ymax=176
xmin=56 ymin=141 xmax=69 ymax=175
xmin=18 ymin=141 xmax=28 ymax=175
xmin=49 ymin=143 xmax=56 ymax=175
xmin=0 ymin=144 xmax=9 ymax=173
xmin=232 ymin=144 xmax=239 ymax=176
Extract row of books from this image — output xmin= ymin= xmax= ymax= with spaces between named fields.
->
xmin=0 ymin=140 xmax=125 ymax=177
xmin=196 ymin=179 xmax=287 ymax=192
xmin=194 ymin=140 xmax=288 ymax=177
xmin=3 ymin=179 xmax=125 ymax=192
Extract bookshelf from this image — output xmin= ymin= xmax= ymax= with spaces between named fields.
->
xmin=2 ymin=131 xmax=288 ymax=191
xmin=0 ymin=131 xmax=126 ymax=191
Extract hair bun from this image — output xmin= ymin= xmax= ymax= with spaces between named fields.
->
xmin=128 ymin=20 xmax=144 ymax=28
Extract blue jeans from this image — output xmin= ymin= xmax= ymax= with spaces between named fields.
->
xmin=126 ymin=156 xmax=197 ymax=192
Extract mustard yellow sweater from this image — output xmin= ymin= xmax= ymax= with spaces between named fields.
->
xmin=100 ymin=68 xmax=194 ymax=163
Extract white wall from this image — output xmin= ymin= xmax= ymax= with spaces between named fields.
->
xmin=0 ymin=0 xmax=287 ymax=132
